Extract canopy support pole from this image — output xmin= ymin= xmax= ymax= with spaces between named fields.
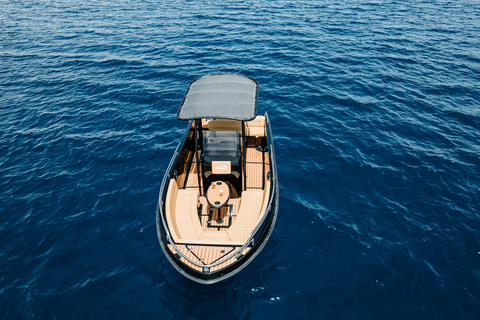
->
xmin=242 ymin=121 xmax=247 ymax=191
xmin=194 ymin=119 xmax=202 ymax=196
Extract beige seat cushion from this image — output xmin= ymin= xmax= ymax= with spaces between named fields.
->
xmin=212 ymin=161 xmax=231 ymax=174
xmin=207 ymin=116 xmax=266 ymax=137
xmin=207 ymin=119 xmax=242 ymax=131
xmin=245 ymin=116 xmax=266 ymax=137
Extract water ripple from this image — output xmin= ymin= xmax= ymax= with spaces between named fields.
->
xmin=1 ymin=0 xmax=480 ymax=318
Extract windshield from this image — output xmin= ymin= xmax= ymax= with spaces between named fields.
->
xmin=203 ymin=131 xmax=240 ymax=157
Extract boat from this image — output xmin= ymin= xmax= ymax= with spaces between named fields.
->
xmin=156 ymin=74 xmax=279 ymax=284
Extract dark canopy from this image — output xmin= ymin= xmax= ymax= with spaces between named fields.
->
xmin=177 ymin=74 xmax=258 ymax=121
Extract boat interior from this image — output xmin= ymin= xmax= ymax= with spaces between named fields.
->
xmin=164 ymin=116 xmax=271 ymax=272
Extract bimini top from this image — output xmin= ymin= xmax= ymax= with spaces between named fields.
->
xmin=177 ymin=74 xmax=259 ymax=121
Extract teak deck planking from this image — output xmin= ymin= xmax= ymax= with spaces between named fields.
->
xmin=168 ymin=131 xmax=270 ymax=273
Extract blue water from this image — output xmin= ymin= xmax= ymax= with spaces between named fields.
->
xmin=1 ymin=0 xmax=480 ymax=318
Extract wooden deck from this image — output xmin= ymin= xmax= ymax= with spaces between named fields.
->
xmin=168 ymin=130 xmax=270 ymax=273
xmin=168 ymin=243 xmax=252 ymax=273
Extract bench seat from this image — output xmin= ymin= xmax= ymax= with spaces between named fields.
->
xmin=207 ymin=116 xmax=266 ymax=137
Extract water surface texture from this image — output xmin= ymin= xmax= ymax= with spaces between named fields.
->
xmin=1 ymin=0 xmax=480 ymax=319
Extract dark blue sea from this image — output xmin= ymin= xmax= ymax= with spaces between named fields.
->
xmin=1 ymin=0 xmax=480 ymax=319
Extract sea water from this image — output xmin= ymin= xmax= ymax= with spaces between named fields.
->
xmin=1 ymin=0 xmax=479 ymax=319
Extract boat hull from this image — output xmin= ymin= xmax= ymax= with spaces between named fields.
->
xmin=156 ymin=113 xmax=278 ymax=284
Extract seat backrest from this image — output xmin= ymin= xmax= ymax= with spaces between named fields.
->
xmin=245 ymin=116 xmax=266 ymax=137
xmin=207 ymin=117 xmax=266 ymax=137
xmin=212 ymin=160 xmax=231 ymax=174
xmin=207 ymin=119 xmax=242 ymax=132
